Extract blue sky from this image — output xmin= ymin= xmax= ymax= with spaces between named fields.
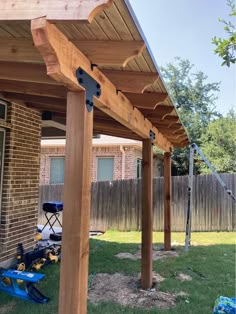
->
xmin=129 ymin=0 xmax=236 ymax=115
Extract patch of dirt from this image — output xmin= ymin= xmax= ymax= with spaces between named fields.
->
xmin=176 ymin=273 xmax=192 ymax=281
xmin=0 ymin=301 xmax=16 ymax=314
xmin=176 ymin=291 xmax=189 ymax=297
xmin=89 ymin=273 xmax=176 ymax=310
xmin=116 ymin=250 xmax=179 ymax=261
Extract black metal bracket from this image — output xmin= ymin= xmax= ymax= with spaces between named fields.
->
xmin=150 ymin=130 xmax=156 ymax=142
xmin=76 ymin=67 xmax=101 ymax=112
xmin=42 ymin=111 xmax=53 ymax=120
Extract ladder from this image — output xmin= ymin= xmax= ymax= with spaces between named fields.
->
xmin=185 ymin=143 xmax=236 ymax=252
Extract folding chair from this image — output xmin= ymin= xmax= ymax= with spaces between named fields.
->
xmin=41 ymin=202 xmax=63 ymax=233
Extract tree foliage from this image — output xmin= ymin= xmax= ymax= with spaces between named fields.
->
xmin=212 ymin=0 xmax=236 ymax=67
xmin=161 ymin=58 xmax=220 ymax=175
xmin=199 ymin=109 xmax=236 ymax=173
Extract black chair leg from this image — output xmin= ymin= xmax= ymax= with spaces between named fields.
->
xmin=41 ymin=212 xmax=62 ymax=233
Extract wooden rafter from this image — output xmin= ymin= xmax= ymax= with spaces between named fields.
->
xmin=26 ymin=102 xmax=66 ymax=113
xmin=0 ymin=79 xmax=68 ymax=98
xmin=123 ymin=92 xmax=168 ymax=109
xmin=0 ymin=62 xmax=61 ymax=85
xmin=31 ymin=18 xmax=173 ymax=152
xmin=2 ymin=92 xmax=66 ymax=106
xmin=150 ymin=116 xmax=180 ymax=127
xmin=141 ymin=105 xmax=174 ymax=119
xmin=0 ymin=39 xmax=42 ymax=63
xmin=74 ymin=40 xmax=145 ymax=66
xmin=0 ymin=0 xmax=113 ymax=23
xmin=102 ymin=69 xmax=159 ymax=93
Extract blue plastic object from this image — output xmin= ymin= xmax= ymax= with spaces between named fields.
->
xmin=43 ymin=202 xmax=63 ymax=213
xmin=0 ymin=269 xmax=49 ymax=303
xmin=213 ymin=296 xmax=236 ymax=314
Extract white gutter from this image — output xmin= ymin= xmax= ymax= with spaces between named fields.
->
xmin=120 ymin=145 xmax=125 ymax=180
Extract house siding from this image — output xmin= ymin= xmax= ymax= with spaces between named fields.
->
xmin=0 ymin=102 xmax=41 ymax=263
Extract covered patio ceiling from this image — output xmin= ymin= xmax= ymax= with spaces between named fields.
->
xmin=0 ymin=0 xmax=189 ymax=151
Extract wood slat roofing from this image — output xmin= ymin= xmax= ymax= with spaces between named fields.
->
xmin=0 ymin=0 xmax=189 ymax=148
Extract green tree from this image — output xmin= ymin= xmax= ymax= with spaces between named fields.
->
xmin=199 ymin=109 xmax=236 ymax=173
xmin=212 ymin=0 xmax=236 ymax=67
xmin=161 ymin=58 xmax=220 ymax=175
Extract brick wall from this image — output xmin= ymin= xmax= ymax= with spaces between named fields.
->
xmin=40 ymin=144 xmax=143 ymax=184
xmin=0 ymin=102 xmax=41 ymax=263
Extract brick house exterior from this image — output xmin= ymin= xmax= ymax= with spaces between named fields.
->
xmin=40 ymin=136 xmax=164 ymax=184
xmin=0 ymin=100 xmax=41 ymax=264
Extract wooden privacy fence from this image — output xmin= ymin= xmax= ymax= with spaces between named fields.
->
xmin=38 ymin=173 xmax=236 ymax=231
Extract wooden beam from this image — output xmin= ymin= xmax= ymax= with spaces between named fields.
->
xmin=25 ymin=102 xmax=66 ymax=113
xmin=31 ymin=18 xmax=173 ymax=152
xmin=164 ymin=152 xmax=172 ymax=251
xmin=42 ymin=120 xmax=66 ymax=131
xmin=0 ymin=0 xmax=113 ymax=23
xmin=2 ymin=92 xmax=66 ymax=106
xmin=94 ymin=118 xmax=141 ymax=140
xmin=73 ymin=40 xmax=145 ymax=67
xmin=0 ymin=79 xmax=68 ymax=98
xmin=150 ymin=117 xmax=180 ymax=129
xmin=93 ymin=127 xmax=140 ymax=140
xmin=123 ymin=92 xmax=168 ymax=109
xmin=141 ymin=139 xmax=153 ymax=290
xmin=59 ymin=91 xmax=93 ymax=314
xmin=0 ymin=61 xmax=61 ymax=85
xmin=0 ymin=39 xmax=42 ymax=63
xmin=102 ymin=69 xmax=159 ymax=93
xmin=157 ymin=123 xmax=183 ymax=133
xmin=141 ymin=105 xmax=174 ymax=119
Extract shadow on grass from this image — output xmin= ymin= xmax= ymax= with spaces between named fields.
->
xmin=0 ymin=238 xmax=235 ymax=314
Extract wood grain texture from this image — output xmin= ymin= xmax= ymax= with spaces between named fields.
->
xmin=31 ymin=18 xmax=174 ymax=151
xmin=0 ymin=79 xmax=67 ymax=97
xmin=141 ymin=139 xmax=153 ymax=289
xmin=59 ymin=91 xmax=93 ymax=314
xmin=0 ymin=61 xmax=60 ymax=85
xmin=39 ymin=174 xmax=236 ymax=232
xmin=123 ymin=92 xmax=168 ymax=109
xmin=164 ymin=152 xmax=172 ymax=251
xmin=73 ymin=40 xmax=145 ymax=66
xmin=0 ymin=0 xmax=114 ymax=22
xmin=102 ymin=69 xmax=159 ymax=93
xmin=0 ymin=38 xmax=42 ymax=63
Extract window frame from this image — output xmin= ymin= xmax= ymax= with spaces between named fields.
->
xmin=49 ymin=156 xmax=65 ymax=185
xmin=0 ymin=100 xmax=7 ymax=121
xmin=96 ymin=156 xmax=114 ymax=182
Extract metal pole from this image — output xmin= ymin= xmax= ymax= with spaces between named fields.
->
xmin=185 ymin=145 xmax=194 ymax=252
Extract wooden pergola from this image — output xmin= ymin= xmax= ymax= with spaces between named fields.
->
xmin=0 ymin=1 xmax=189 ymax=313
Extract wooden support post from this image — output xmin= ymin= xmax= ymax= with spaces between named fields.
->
xmin=164 ymin=152 xmax=172 ymax=251
xmin=59 ymin=91 xmax=93 ymax=314
xmin=141 ymin=139 xmax=153 ymax=289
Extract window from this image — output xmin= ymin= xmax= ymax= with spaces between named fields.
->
xmin=97 ymin=157 xmax=114 ymax=181
xmin=137 ymin=158 xmax=142 ymax=178
xmin=0 ymin=101 xmax=7 ymax=120
xmin=0 ymin=128 xmax=5 ymax=215
xmin=50 ymin=157 xmax=65 ymax=184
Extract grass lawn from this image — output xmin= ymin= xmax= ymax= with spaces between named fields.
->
xmin=0 ymin=231 xmax=235 ymax=313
